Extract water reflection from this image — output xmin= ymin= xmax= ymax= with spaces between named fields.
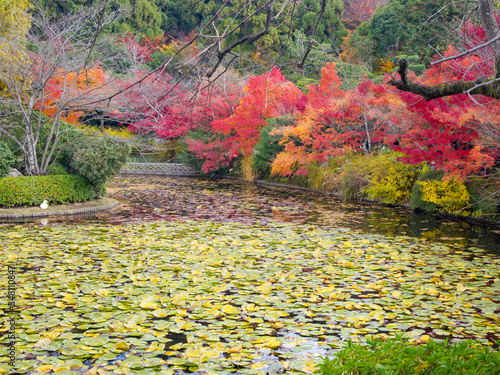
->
xmin=256 ymin=182 xmax=500 ymax=254
xmin=6 ymin=175 xmax=499 ymax=254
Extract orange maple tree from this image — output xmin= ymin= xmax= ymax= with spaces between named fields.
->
xmin=37 ymin=66 xmax=108 ymax=124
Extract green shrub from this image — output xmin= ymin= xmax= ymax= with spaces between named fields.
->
xmin=410 ymin=168 xmax=445 ymax=212
xmin=0 ymin=141 xmax=15 ymax=176
xmin=466 ymin=174 xmax=500 ymax=219
xmin=63 ymin=136 xmax=130 ymax=194
xmin=318 ymin=336 xmax=500 ymax=375
xmin=47 ymin=162 xmax=69 ymax=175
xmin=252 ymin=119 xmax=288 ymax=179
xmin=0 ymin=175 xmax=95 ymax=207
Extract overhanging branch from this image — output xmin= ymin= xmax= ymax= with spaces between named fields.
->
xmin=430 ymin=34 xmax=500 ymax=66
xmin=388 ymin=59 xmax=500 ymax=100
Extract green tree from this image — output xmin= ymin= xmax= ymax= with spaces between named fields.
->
xmin=39 ymin=0 xmax=165 ymax=38
xmin=252 ymin=121 xmax=286 ymax=179
xmin=292 ymin=0 xmax=346 ymax=45
xmin=194 ymin=0 xmax=346 ymax=73
xmin=160 ymin=0 xmax=201 ymax=36
xmin=112 ymin=0 xmax=164 ymax=38
xmin=35 ymin=0 xmax=91 ymax=14
xmin=366 ymin=0 xmax=460 ymax=62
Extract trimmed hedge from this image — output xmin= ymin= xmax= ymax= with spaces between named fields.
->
xmin=0 ymin=175 xmax=95 ymax=207
xmin=252 ymin=122 xmax=286 ymax=179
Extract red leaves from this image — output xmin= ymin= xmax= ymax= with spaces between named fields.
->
xmin=392 ymin=90 xmax=496 ymax=180
xmin=271 ymin=57 xmax=498 ymax=180
xmin=116 ymin=71 xmax=242 ymax=141
xmin=123 ymin=50 xmax=498 ymax=181
xmin=192 ymin=68 xmax=304 ymax=173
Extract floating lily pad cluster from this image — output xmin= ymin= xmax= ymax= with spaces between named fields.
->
xmin=1 ymin=220 xmax=499 ymax=374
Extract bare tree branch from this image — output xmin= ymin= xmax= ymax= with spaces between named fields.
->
xmin=298 ymin=0 xmax=326 ymax=68
xmin=431 ymin=33 xmax=500 ymax=66
xmin=389 ymin=0 xmax=500 ymax=100
xmin=206 ymin=0 xmax=277 ymax=78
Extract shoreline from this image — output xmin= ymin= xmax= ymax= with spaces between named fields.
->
xmin=0 ymin=197 xmax=119 ymax=221
xmin=219 ymin=176 xmax=500 ymax=229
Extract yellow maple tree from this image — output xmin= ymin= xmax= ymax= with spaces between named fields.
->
xmin=0 ymin=0 xmax=30 ymax=37
xmin=0 ymin=0 xmax=31 ymax=95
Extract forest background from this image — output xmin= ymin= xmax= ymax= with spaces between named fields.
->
xmin=0 ymin=0 xmax=499 ymax=219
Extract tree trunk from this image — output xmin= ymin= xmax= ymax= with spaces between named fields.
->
xmin=25 ymin=133 xmax=40 ymax=175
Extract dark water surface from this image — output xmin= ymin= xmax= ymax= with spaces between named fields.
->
xmin=33 ymin=175 xmax=499 ymax=254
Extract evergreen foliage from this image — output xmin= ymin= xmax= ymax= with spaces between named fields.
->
xmin=466 ymin=176 xmax=500 ymax=218
xmin=62 ymin=136 xmax=130 ymax=195
xmin=0 ymin=141 xmax=14 ymax=176
xmin=366 ymin=0 xmax=461 ymax=63
xmin=252 ymin=121 xmax=286 ymax=179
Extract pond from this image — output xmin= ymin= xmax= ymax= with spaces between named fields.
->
xmin=55 ymin=175 xmax=500 ymax=253
xmin=1 ymin=175 xmax=499 ymax=374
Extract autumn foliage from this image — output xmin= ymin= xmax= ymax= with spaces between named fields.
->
xmin=391 ymin=46 xmax=498 ymax=179
xmin=120 ymin=23 xmax=499 ymax=186
xmin=343 ymin=0 xmax=386 ymax=23
xmin=127 ymin=54 xmax=499 ymax=182
xmin=37 ymin=66 xmax=108 ymax=124
xmin=186 ymin=68 xmax=304 ymax=173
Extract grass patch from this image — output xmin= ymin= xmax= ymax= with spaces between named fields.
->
xmin=318 ymin=335 xmax=500 ymax=374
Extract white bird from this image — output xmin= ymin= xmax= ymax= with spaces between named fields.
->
xmin=40 ymin=200 xmax=48 ymax=209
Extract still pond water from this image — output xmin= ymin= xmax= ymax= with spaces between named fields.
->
xmin=56 ymin=175 xmax=499 ymax=253
xmin=1 ymin=175 xmax=499 ymax=375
